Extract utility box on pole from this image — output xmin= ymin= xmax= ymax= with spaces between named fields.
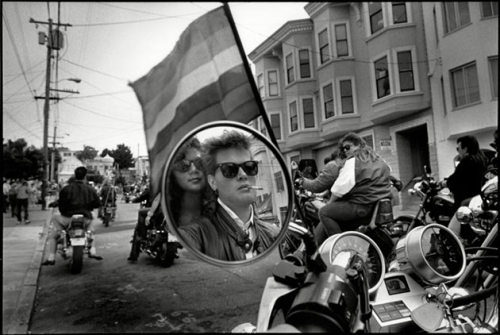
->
xmin=38 ymin=31 xmax=46 ymax=45
xmin=49 ymin=29 xmax=64 ymax=50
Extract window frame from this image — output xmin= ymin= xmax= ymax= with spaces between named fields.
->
xmin=369 ymin=2 xmax=384 ymax=34
xmin=443 ymin=2 xmax=470 ymax=34
xmin=450 ymin=61 xmax=480 ymax=108
xmin=298 ymin=48 xmax=312 ymax=79
xmin=269 ymin=111 xmax=283 ymax=140
xmin=321 ymin=81 xmax=335 ymax=120
xmin=488 ymin=56 xmax=498 ymax=99
xmin=392 ymin=46 xmax=419 ymax=93
xmin=300 ymin=95 xmax=317 ymax=130
xmin=317 ymin=28 xmax=331 ymax=65
xmin=257 ymin=73 xmax=264 ymax=98
xmin=285 ymin=52 xmax=295 ymax=85
xmin=335 ymin=76 xmax=357 ymax=115
xmin=372 ymin=52 xmax=392 ymax=100
xmin=480 ymin=1 xmax=498 ymax=18
xmin=390 ymin=2 xmax=408 ymax=24
xmin=266 ymin=69 xmax=280 ymax=97
xmin=288 ymin=100 xmax=299 ymax=133
xmin=333 ymin=21 xmax=351 ymax=58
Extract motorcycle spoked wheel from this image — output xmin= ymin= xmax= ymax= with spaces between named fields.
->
xmin=156 ymin=241 xmax=178 ymax=268
xmin=70 ymin=246 xmax=84 ymax=274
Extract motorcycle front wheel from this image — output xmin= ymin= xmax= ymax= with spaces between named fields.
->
xmin=70 ymin=246 xmax=84 ymax=274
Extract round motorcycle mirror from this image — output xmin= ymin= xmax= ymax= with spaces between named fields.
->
xmin=161 ymin=121 xmax=293 ymax=267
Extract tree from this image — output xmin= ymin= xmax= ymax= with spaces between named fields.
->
xmin=76 ymin=145 xmax=98 ymax=162
xmin=3 ymin=138 xmax=44 ymax=180
xmin=111 ymin=144 xmax=134 ymax=169
xmin=100 ymin=148 xmax=112 ymax=157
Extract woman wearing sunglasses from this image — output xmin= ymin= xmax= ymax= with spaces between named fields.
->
xmin=178 ymin=130 xmax=279 ymax=261
xmin=315 ymin=132 xmax=392 ymax=245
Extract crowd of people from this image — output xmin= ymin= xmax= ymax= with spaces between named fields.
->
xmin=3 ymin=178 xmax=44 ymax=224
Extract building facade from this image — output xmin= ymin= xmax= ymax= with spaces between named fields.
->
xmin=248 ymin=2 xmax=498 ymax=208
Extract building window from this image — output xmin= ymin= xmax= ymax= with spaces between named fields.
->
xmin=450 ymin=62 xmax=480 ymax=107
xmin=334 ymin=24 xmax=348 ymax=57
xmin=481 ymin=1 xmax=498 ymax=18
xmin=257 ymin=74 xmax=264 ymax=97
xmin=318 ymin=29 xmax=330 ymax=64
xmin=489 ymin=56 xmax=498 ymax=98
xmin=433 ymin=6 xmax=439 ymax=45
xmin=323 ymin=83 xmax=335 ymax=119
xmin=397 ymin=50 xmax=415 ymax=92
xmin=392 ymin=2 xmax=407 ymax=24
xmin=375 ymin=56 xmax=390 ymax=99
xmin=440 ymin=76 xmax=448 ymax=116
xmin=339 ymin=79 xmax=354 ymax=114
xmin=286 ymin=53 xmax=295 ymax=84
xmin=299 ymin=49 xmax=311 ymax=79
xmin=302 ymin=97 xmax=315 ymax=129
xmin=259 ymin=117 xmax=267 ymax=137
xmin=443 ymin=2 xmax=470 ymax=33
xmin=274 ymin=171 xmax=284 ymax=192
xmin=268 ymin=70 xmax=278 ymax=96
xmin=369 ymin=2 xmax=384 ymax=34
xmin=270 ymin=113 xmax=281 ymax=140
xmin=289 ymin=101 xmax=298 ymax=132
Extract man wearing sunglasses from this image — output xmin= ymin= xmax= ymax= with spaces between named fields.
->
xmin=315 ymin=132 xmax=392 ymax=245
xmin=180 ymin=130 xmax=279 ymax=261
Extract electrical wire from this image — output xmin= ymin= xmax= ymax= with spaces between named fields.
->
xmin=60 ymin=58 xmax=127 ymax=81
xmin=4 ymin=111 xmax=43 ymax=140
xmin=2 ymin=12 xmax=36 ymax=99
xmin=61 ymin=100 xmax=140 ymax=123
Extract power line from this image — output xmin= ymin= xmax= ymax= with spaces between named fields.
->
xmin=60 ymin=58 xmax=127 ymax=81
xmin=61 ymin=100 xmax=141 ymax=123
xmin=70 ymin=11 xmax=203 ymax=27
xmin=62 ymin=90 xmax=132 ymax=99
xmin=4 ymin=111 xmax=43 ymax=140
xmin=2 ymin=12 xmax=36 ymax=99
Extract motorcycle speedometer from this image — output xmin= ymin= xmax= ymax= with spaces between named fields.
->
xmin=318 ymin=231 xmax=385 ymax=295
xmin=395 ymin=224 xmax=466 ymax=285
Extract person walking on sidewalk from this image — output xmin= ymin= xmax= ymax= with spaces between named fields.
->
xmin=3 ymin=178 xmax=10 ymax=214
xmin=16 ymin=180 xmax=31 ymax=224
xmin=42 ymin=166 xmax=103 ymax=266
xmin=8 ymin=180 xmax=18 ymax=218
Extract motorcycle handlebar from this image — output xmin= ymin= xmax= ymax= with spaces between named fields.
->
xmin=450 ymin=286 xmax=497 ymax=309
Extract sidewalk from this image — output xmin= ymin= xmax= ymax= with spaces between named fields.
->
xmin=2 ymin=205 xmax=52 ymax=334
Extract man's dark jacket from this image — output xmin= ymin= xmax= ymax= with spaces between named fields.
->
xmin=59 ymin=180 xmax=101 ymax=219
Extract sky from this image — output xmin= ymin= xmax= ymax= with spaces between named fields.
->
xmin=2 ymin=2 xmax=309 ymax=158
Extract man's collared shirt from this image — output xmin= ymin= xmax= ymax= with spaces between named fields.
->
xmin=217 ymin=198 xmax=256 ymax=259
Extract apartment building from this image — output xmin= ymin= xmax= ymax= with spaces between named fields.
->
xmin=422 ymin=2 xmax=498 ymax=179
xmin=248 ymin=2 xmax=497 ymax=207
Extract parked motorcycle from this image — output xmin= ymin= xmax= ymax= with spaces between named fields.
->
xmin=128 ymin=207 xmax=182 ymax=267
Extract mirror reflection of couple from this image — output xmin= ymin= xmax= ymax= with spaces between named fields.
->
xmin=167 ymin=130 xmax=279 ymax=261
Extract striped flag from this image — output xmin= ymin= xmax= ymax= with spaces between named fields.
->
xmin=130 ymin=5 xmax=262 ymax=197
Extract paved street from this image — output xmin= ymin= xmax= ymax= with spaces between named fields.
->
xmin=3 ymin=199 xmax=417 ymax=333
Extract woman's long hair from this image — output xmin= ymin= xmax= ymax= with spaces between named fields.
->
xmin=340 ymin=132 xmax=381 ymax=163
xmin=167 ymin=137 xmax=214 ymax=222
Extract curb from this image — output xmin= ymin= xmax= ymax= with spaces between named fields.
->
xmin=7 ymin=209 xmax=52 ymax=334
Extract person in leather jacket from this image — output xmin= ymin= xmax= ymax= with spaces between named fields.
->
xmin=178 ymin=130 xmax=279 ymax=261
xmin=42 ymin=166 xmax=103 ymax=265
xmin=296 ymin=149 xmax=345 ymax=196
xmin=441 ymin=135 xmax=488 ymax=211
xmin=315 ymin=132 xmax=392 ymax=246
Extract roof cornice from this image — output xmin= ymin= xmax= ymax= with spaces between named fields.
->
xmin=248 ymin=19 xmax=313 ymax=62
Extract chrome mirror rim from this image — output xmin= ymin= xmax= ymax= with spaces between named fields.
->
xmin=161 ymin=120 xmax=293 ymax=267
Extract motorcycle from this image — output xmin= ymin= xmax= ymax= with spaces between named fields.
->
xmin=55 ymin=214 xmax=95 ymax=274
xmin=233 ymin=215 xmax=498 ymax=333
xmin=279 ymin=161 xmax=399 ymax=263
xmin=101 ymin=202 xmax=116 ymax=227
xmin=122 ymin=192 xmax=131 ymax=203
xmin=128 ymin=207 xmax=182 ymax=267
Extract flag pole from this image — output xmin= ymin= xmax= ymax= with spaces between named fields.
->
xmin=222 ymin=2 xmax=279 ymax=148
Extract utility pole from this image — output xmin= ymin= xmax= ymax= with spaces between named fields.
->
xmin=49 ymin=125 xmax=63 ymax=182
xmin=30 ymin=17 xmax=73 ymax=210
